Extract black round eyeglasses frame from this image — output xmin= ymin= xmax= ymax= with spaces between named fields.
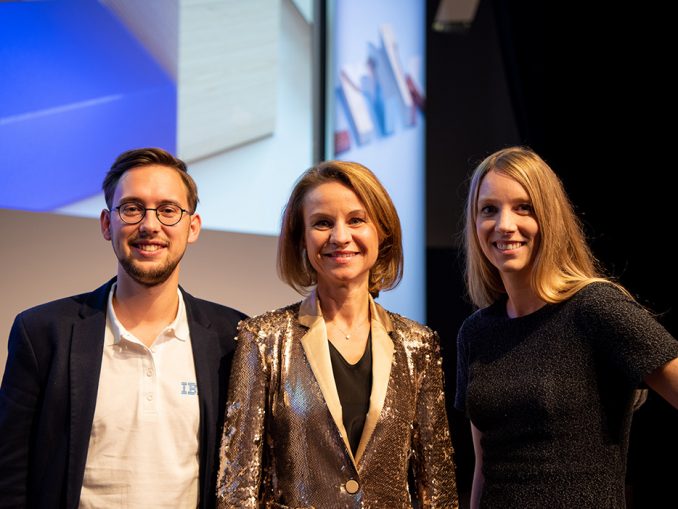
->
xmin=111 ymin=204 xmax=191 ymax=226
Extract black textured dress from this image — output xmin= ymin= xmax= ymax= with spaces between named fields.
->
xmin=455 ymin=282 xmax=678 ymax=508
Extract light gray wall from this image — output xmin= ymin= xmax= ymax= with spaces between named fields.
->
xmin=0 ymin=208 xmax=299 ymax=373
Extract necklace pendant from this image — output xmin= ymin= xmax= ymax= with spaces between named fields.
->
xmin=345 ymin=334 xmax=350 ymax=340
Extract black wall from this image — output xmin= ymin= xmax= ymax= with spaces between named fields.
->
xmin=426 ymin=1 xmax=677 ymax=506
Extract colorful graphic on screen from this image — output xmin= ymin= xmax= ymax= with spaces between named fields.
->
xmin=328 ymin=0 xmax=426 ymax=322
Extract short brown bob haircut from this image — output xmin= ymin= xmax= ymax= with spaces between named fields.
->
xmin=278 ymin=160 xmax=403 ymax=297
xmin=102 ymin=147 xmax=199 ymax=213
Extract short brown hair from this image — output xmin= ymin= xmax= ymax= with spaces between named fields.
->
xmin=102 ymin=147 xmax=199 ymax=212
xmin=278 ymin=160 xmax=403 ymax=297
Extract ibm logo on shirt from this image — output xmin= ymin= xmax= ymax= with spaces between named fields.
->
xmin=180 ymin=381 xmax=198 ymax=395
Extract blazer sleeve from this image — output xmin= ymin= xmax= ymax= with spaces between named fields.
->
xmin=411 ymin=330 xmax=459 ymax=508
xmin=0 ymin=314 xmax=41 ymax=508
xmin=216 ymin=324 xmax=269 ymax=509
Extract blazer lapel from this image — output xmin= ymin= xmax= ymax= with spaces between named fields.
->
xmin=298 ymin=291 xmax=396 ymax=468
xmin=354 ymin=297 xmax=394 ymax=465
xmin=67 ymin=279 xmax=113 ymax=508
xmin=298 ymin=291 xmax=355 ymax=462
xmin=180 ymin=289 xmax=221 ymax=508
xmin=183 ymin=291 xmax=219 ymax=458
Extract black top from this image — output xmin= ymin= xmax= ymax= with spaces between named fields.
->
xmin=455 ymin=282 xmax=678 ymax=508
xmin=329 ymin=334 xmax=372 ymax=455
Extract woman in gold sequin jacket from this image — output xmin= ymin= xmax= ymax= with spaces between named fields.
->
xmin=216 ymin=161 xmax=458 ymax=508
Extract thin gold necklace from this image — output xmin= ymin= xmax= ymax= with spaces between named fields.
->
xmin=329 ymin=317 xmax=370 ymax=340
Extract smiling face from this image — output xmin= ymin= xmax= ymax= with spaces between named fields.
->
xmin=100 ymin=164 xmax=201 ymax=288
xmin=302 ymin=181 xmax=379 ymax=293
xmin=475 ymin=170 xmax=539 ymax=287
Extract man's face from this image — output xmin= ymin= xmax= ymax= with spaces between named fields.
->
xmin=100 ymin=164 xmax=201 ymax=287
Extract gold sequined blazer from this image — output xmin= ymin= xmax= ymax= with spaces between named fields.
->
xmin=216 ymin=290 xmax=458 ymax=508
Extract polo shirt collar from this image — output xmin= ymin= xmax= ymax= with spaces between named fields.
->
xmin=106 ymin=283 xmax=189 ymax=345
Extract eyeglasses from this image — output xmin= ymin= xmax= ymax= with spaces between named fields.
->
xmin=112 ymin=202 xmax=190 ymax=226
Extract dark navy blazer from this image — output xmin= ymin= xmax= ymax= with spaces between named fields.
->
xmin=0 ymin=278 xmax=246 ymax=509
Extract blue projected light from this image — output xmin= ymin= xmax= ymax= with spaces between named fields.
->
xmin=0 ymin=0 xmax=176 ymax=211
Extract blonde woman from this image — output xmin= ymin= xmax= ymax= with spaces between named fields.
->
xmin=456 ymin=146 xmax=678 ymax=508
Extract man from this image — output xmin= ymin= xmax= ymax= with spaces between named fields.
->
xmin=0 ymin=148 xmax=246 ymax=508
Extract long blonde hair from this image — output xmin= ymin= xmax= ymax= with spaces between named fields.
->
xmin=463 ymin=146 xmax=625 ymax=308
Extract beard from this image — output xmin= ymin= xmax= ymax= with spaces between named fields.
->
xmin=110 ymin=229 xmax=187 ymax=287
xmin=119 ymin=256 xmax=181 ymax=287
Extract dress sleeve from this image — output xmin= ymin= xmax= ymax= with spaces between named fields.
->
xmin=454 ymin=320 xmax=470 ymax=414
xmin=216 ymin=322 xmax=269 ymax=508
xmin=579 ymin=283 xmax=678 ymax=386
xmin=411 ymin=330 xmax=459 ymax=508
xmin=0 ymin=314 xmax=40 ymax=508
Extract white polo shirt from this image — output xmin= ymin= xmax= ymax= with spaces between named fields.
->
xmin=80 ymin=285 xmax=200 ymax=508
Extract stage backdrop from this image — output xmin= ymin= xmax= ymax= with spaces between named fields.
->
xmin=0 ymin=0 xmax=312 ymax=371
xmin=0 ymin=0 xmax=428 ymax=370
